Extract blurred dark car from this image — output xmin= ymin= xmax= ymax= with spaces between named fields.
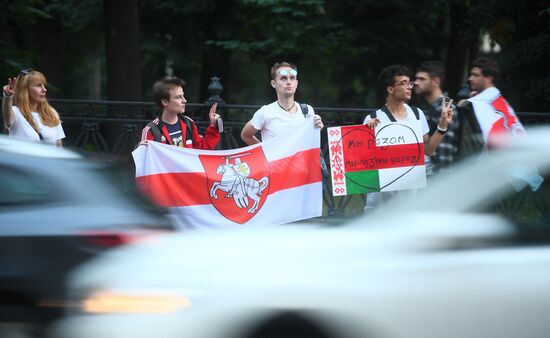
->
xmin=0 ymin=136 xmax=176 ymax=337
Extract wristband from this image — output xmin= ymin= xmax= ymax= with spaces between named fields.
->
xmin=3 ymin=93 xmax=13 ymax=99
xmin=436 ymin=125 xmax=448 ymax=134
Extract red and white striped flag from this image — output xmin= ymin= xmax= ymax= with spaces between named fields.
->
xmin=132 ymin=122 xmax=322 ymax=229
xmin=468 ymin=87 xmax=526 ymax=147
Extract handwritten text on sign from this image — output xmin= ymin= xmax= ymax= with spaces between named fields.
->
xmin=328 ymin=120 xmax=426 ymax=196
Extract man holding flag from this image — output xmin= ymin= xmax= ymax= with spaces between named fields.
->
xmin=466 ymin=57 xmax=525 ymax=148
xmin=363 ymin=64 xmax=454 ymax=212
xmin=133 ymin=64 xmax=324 ymax=229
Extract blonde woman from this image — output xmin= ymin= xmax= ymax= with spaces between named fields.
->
xmin=2 ymin=69 xmax=65 ymax=146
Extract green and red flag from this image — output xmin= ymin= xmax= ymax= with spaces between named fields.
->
xmin=328 ymin=121 xmax=426 ymax=196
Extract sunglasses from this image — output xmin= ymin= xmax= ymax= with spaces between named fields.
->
xmin=392 ymin=80 xmax=414 ymax=88
xmin=275 ymin=69 xmax=298 ymax=78
xmin=19 ymin=68 xmax=34 ymax=76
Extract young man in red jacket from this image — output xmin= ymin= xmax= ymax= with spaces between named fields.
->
xmin=140 ymin=76 xmax=220 ymax=149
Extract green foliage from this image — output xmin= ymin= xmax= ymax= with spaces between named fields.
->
xmin=3 ymin=0 xmax=548 ymax=110
xmin=465 ymin=0 xmax=550 ymax=110
xmin=44 ymin=0 xmax=102 ymax=31
xmin=1 ymin=0 xmax=51 ymax=25
xmin=0 ymin=0 xmax=50 ymax=74
xmin=1 ymin=0 xmax=104 ymax=98
xmin=205 ymin=0 xmax=357 ymax=61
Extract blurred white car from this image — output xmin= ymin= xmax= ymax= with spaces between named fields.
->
xmin=53 ymin=127 xmax=550 ymax=338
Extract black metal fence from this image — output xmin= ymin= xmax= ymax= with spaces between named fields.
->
xmin=47 ymin=80 xmax=550 ymax=218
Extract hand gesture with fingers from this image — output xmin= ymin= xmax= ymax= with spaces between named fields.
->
xmin=208 ymin=102 xmax=220 ymax=126
xmin=3 ymin=77 xmax=17 ymax=98
xmin=439 ymin=97 xmax=454 ymax=130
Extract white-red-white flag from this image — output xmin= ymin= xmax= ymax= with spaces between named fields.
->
xmin=468 ymin=87 xmax=526 ymax=147
xmin=132 ymin=121 xmax=322 ymax=229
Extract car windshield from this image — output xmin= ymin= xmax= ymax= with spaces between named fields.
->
xmin=347 ymin=138 xmax=550 ymax=238
xmin=481 ymin=162 xmax=549 ymax=244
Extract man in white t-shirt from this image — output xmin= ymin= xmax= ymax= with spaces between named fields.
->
xmin=241 ymin=62 xmax=323 ymax=145
xmin=363 ymin=64 xmax=453 ymax=212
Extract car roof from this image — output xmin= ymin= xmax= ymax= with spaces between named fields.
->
xmin=0 ymin=135 xmax=82 ymax=159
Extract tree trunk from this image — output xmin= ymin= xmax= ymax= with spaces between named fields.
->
xmin=445 ymin=1 xmax=473 ymax=99
xmin=104 ymin=0 xmax=142 ymax=103
xmin=36 ymin=17 xmax=62 ymax=97
xmin=103 ymin=0 xmax=142 ymax=156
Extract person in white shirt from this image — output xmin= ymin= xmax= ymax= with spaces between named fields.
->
xmin=241 ymin=61 xmax=323 ymax=145
xmin=2 ymin=69 xmax=65 ymax=146
xmin=363 ymin=64 xmax=453 ymax=212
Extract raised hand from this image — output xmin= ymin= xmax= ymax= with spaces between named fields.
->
xmin=209 ymin=102 xmax=220 ymax=126
xmin=439 ymin=97 xmax=454 ymax=129
xmin=3 ymin=77 xmax=17 ymax=97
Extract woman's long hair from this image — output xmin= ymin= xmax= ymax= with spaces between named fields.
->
xmin=13 ymin=70 xmax=60 ymax=133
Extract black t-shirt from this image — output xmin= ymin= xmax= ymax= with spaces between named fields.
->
xmin=165 ymin=121 xmax=184 ymax=147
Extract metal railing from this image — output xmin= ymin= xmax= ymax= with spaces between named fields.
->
xmin=43 ymin=76 xmax=550 ymax=219
xmin=51 ymin=99 xmax=374 ymax=217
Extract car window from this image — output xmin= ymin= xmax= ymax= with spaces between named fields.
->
xmin=486 ymin=164 xmax=550 ymax=244
xmin=0 ymin=166 xmax=53 ymax=207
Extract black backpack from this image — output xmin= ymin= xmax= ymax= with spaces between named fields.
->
xmin=145 ymin=114 xmax=194 ymax=145
xmin=369 ymin=105 xmax=420 ymax=121
xmin=299 ymin=103 xmax=309 ymax=119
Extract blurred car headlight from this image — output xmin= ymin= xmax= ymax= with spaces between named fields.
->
xmin=82 ymin=291 xmax=191 ymax=314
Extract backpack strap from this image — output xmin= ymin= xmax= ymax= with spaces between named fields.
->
xmin=299 ymin=103 xmax=309 ymax=119
xmin=381 ymin=105 xmax=420 ymax=121
xmin=381 ymin=105 xmax=397 ymax=122
xmin=148 ymin=115 xmax=195 ymax=146
xmin=146 ymin=121 xmax=163 ymax=142
xmin=37 ymin=131 xmax=45 ymax=143
xmin=179 ymin=114 xmax=195 ymax=146
xmin=410 ymin=105 xmax=420 ymax=120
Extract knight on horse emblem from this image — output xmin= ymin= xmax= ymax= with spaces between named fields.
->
xmin=209 ymin=155 xmax=269 ymax=214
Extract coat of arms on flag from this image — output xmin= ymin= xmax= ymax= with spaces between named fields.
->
xmin=328 ymin=120 xmax=426 ymax=196
xmin=132 ymin=121 xmax=322 ymax=229
xmin=202 ymin=148 xmax=270 ymax=224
